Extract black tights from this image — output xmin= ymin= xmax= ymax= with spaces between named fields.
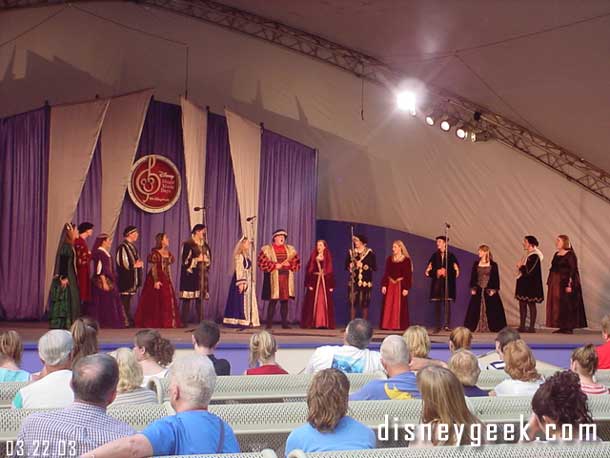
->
xmin=266 ymin=300 xmax=288 ymax=327
xmin=519 ymin=301 xmax=537 ymax=331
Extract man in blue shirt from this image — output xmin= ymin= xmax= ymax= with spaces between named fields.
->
xmin=84 ymin=354 xmax=239 ymax=457
xmin=350 ymin=335 xmax=420 ymax=400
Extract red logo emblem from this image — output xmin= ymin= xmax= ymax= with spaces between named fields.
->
xmin=128 ymin=155 xmax=182 ymax=213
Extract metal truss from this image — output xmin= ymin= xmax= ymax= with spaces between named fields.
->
xmin=3 ymin=0 xmax=610 ymax=203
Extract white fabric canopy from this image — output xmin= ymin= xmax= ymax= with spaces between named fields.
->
xmin=44 ymin=98 xmax=109 ymax=307
xmin=180 ymin=96 xmax=208 ymax=229
xmin=100 ymin=89 xmax=152 ymax=235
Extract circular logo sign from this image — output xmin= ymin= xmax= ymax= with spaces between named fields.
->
xmin=128 ymin=155 xmax=181 ymax=213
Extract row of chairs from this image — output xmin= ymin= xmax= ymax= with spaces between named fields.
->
xmin=1 ymin=396 xmax=610 ymax=454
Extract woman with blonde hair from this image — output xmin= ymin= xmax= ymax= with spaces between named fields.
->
xmin=412 ymin=365 xmax=482 ymax=446
xmin=380 ymin=240 xmax=412 ymax=330
xmin=546 ymin=235 xmax=587 ymax=334
xmin=448 ymin=350 xmax=488 ymax=397
xmin=224 ymin=236 xmax=260 ymax=327
xmin=133 ymin=329 xmax=174 ymax=386
xmin=403 ymin=325 xmax=447 ymax=371
xmin=464 ymin=245 xmax=507 ymax=333
xmin=490 ymin=339 xmax=543 ymax=396
xmin=449 ymin=327 xmax=472 ymax=353
xmin=110 ymin=347 xmax=157 ymax=407
xmin=571 ymin=344 xmax=609 ymax=395
xmin=285 ymin=368 xmax=375 ymax=454
xmin=245 ymin=330 xmax=287 ymax=375
xmin=0 ymin=330 xmax=30 ymax=382
xmin=70 ymin=317 xmax=99 ymax=366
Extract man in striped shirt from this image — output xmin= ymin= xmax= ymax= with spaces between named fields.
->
xmin=14 ymin=354 xmax=135 ymax=457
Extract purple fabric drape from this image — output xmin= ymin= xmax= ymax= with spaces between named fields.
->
xmin=257 ymin=129 xmax=317 ymax=322
xmin=74 ymin=138 xmax=102 ymax=231
xmin=204 ymin=113 xmax=242 ymax=321
xmin=113 ymin=101 xmax=190 ymax=317
xmin=0 ymin=107 xmax=49 ymax=319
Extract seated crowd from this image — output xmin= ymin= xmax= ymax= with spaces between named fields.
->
xmin=1 ymin=315 xmax=609 ymax=456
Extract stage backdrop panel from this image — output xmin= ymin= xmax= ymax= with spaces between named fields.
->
xmin=257 ymin=130 xmax=317 ymax=323
xmin=317 ymin=219 xmax=478 ymax=328
xmin=74 ymin=138 xmax=102 ymax=234
xmin=0 ymin=107 xmax=49 ymax=320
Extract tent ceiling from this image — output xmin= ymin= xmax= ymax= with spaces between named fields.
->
xmin=218 ymin=0 xmax=610 ymax=172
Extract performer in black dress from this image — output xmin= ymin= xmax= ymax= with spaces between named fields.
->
xmin=464 ymin=245 xmax=507 ymax=333
xmin=115 ymin=225 xmax=143 ymax=326
xmin=546 ymin=235 xmax=587 ymax=334
xmin=515 ymin=235 xmax=544 ymax=333
xmin=425 ymin=236 xmax=460 ymax=333
xmin=345 ymin=234 xmax=376 ymax=321
xmin=179 ymin=224 xmax=211 ymax=325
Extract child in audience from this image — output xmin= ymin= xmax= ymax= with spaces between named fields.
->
xmin=285 ymin=368 xmax=375 ymax=455
xmin=133 ymin=329 xmax=174 ymax=386
xmin=70 ymin=317 xmax=99 ymax=366
xmin=490 ymin=339 xmax=543 ymax=396
xmin=482 ymin=326 xmax=520 ymax=370
xmin=192 ymin=321 xmax=231 ymax=375
xmin=246 ymin=330 xmax=288 ymax=375
xmin=403 ymin=325 xmax=446 ymax=371
xmin=448 ymin=350 xmax=488 ymax=397
xmin=449 ymin=327 xmax=472 ymax=353
xmin=110 ymin=348 xmax=158 ymax=407
xmin=411 ymin=365 xmax=482 ymax=446
xmin=571 ymin=344 xmax=609 ymax=395
xmin=0 ymin=330 xmax=30 ymax=382
xmin=525 ymin=371 xmax=596 ymax=442
xmin=596 ymin=315 xmax=610 ymax=370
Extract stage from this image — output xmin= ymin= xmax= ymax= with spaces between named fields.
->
xmin=1 ymin=321 xmax=603 ymax=375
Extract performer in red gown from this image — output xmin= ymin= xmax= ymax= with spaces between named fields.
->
xmin=74 ymin=222 xmax=94 ymax=307
xmin=134 ymin=233 xmax=181 ymax=328
xmin=301 ymin=240 xmax=335 ymax=329
xmin=380 ymin=240 xmax=413 ymax=330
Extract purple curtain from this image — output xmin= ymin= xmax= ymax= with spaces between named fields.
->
xmin=113 ymin=101 xmax=190 ymax=317
xmin=74 ymin=138 xmax=102 ymax=232
xmin=257 ymin=129 xmax=317 ymax=322
xmin=0 ymin=107 xmax=49 ymax=319
xmin=204 ymin=113 xmax=242 ymax=321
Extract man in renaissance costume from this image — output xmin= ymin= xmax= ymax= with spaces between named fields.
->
xmin=258 ymin=229 xmax=300 ymax=329
xmin=179 ymin=224 xmax=212 ymax=325
xmin=345 ymin=234 xmax=376 ymax=322
xmin=115 ymin=225 xmax=143 ymax=327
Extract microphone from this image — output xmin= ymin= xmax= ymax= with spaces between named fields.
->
xmin=444 ymin=222 xmax=451 ymax=228
xmin=246 ymin=216 xmax=257 ymax=222
xmin=194 ymin=206 xmax=206 ymax=211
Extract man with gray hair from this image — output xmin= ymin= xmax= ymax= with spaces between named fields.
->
xmin=350 ymin=335 xmax=420 ymax=400
xmin=15 ymin=354 xmax=135 ymax=456
xmin=12 ymin=329 xmax=74 ymax=408
xmin=305 ymin=319 xmax=383 ymax=374
xmin=84 ymin=354 xmax=239 ymax=457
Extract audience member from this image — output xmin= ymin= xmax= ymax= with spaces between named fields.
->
xmin=13 ymin=329 xmax=74 ymax=408
xmin=246 ymin=330 xmax=288 ymax=375
xmin=484 ymin=326 xmax=520 ymax=370
xmin=490 ymin=339 xmax=543 ymax=396
xmin=134 ymin=329 xmax=174 ymax=386
xmin=305 ymin=319 xmax=383 ymax=374
xmin=0 ymin=330 xmax=30 ymax=382
xmin=571 ymin=344 xmax=609 ymax=395
xmin=449 ymin=326 xmax=473 ymax=353
xmin=110 ymin=348 xmax=158 ymax=407
xmin=16 ymin=354 xmax=135 ymax=456
xmin=350 ymin=335 xmax=419 ymax=400
xmin=448 ymin=350 xmax=488 ymax=397
xmin=70 ymin=317 xmax=99 ymax=366
xmin=192 ymin=320 xmax=231 ymax=375
xmin=285 ymin=368 xmax=375 ymax=455
xmin=402 ymin=325 xmax=446 ymax=371
xmin=596 ymin=315 xmax=610 ymax=370
xmin=411 ymin=365 xmax=482 ymax=446
xmin=525 ymin=371 xmax=596 ymax=442
xmin=84 ymin=355 xmax=239 ymax=457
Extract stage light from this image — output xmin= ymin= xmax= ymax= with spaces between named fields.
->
xmin=470 ymin=130 xmax=492 ymax=142
xmin=425 ymin=109 xmax=441 ymax=126
xmin=455 ymin=122 xmax=469 ymax=140
xmin=439 ymin=116 xmax=457 ymax=132
xmin=396 ymin=91 xmax=416 ymax=115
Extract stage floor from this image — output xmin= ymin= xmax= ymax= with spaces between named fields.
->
xmin=0 ymin=321 xmax=602 ymax=347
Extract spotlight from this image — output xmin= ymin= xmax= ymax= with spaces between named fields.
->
xmin=439 ymin=116 xmax=457 ymax=132
xmin=424 ymin=109 xmax=441 ymax=126
xmin=396 ymin=91 xmax=416 ymax=115
xmin=455 ymin=123 xmax=469 ymax=140
xmin=470 ymin=130 xmax=492 ymax=142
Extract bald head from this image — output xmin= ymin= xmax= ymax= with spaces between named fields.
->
xmin=380 ymin=335 xmax=411 ymax=372
xmin=71 ymin=353 xmax=119 ymax=406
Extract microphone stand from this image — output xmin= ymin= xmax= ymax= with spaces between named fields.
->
xmin=246 ymin=217 xmax=256 ymax=327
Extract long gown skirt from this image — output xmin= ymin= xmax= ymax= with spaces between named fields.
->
xmin=464 ymin=291 xmax=507 ymax=332
xmin=88 ymin=285 xmax=128 ymax=328
xmin=301 ymin=276 xmax=336 ymax=329
xmin=546 ymin=272 xmax=587 ymax=330
xmin=224 ymin=274 xmax=249 ymax=326
xmin=135 ymin=274 xmax=181 ymax=328
xmin=380 ymin=281 xmax=409 ymax=330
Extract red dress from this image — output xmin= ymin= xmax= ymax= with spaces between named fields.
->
xmin=246 ymin=364 xmax=288 ymax=375
xmin=135 ymin=249 xmax=181 ymax=328
xmin=74 ymin=237 xmax=92 ymax=303
xmin=301 ymin=247 xmax=335 ymax=329
xmin=380 ymin=256 xmax=412 ymax=330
